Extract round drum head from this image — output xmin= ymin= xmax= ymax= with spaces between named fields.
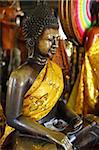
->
xmin=71 ymin=0 xmax=92 ymax=44
xmin=58 ymin=0 xmax=93 ymax=45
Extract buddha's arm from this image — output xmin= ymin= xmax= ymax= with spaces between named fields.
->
xmin=6 ymin=68 xmax=36 ymax=133
xmin=6 ymin=68 xmax=68 ymax=148
xmin=58 ymin=101 xmax=82 ymax=129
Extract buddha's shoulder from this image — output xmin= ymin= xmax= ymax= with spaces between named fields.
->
xmin=10 ymin=61 xmax=34 ymax=81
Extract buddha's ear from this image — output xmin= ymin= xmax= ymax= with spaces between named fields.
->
xmin=26 ymin=38 xmax=34 ymax=58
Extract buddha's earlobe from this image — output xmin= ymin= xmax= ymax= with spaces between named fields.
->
xmin=26 ymin=38 xmax=34 ymax=58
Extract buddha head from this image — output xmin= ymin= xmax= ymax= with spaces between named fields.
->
xmin=22 ymin=4 xmax=59 ymax=62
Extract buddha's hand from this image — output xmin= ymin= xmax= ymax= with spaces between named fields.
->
xmin=0 ymin=106 xmax=5 ymax=138
xmin=48 ymin=130 xmax=73 ymax=150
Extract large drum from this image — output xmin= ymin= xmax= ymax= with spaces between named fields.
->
xmin=58 ymin=0 xmax=93 ymax=45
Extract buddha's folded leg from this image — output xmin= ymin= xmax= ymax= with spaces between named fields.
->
xmin=1 ymin=130 xmax=62 ymax=150
xmin=12 ymin=136 xmax=58 ymax=150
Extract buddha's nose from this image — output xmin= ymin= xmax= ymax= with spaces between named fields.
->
xmin=52 ymin=38 xmax=59 ymax=48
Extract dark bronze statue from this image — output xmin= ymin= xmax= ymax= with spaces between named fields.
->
xmin=1 ymin=4 xmax=98 ymax=150
xmin=1 ymin=4 xmax=81 ymax=150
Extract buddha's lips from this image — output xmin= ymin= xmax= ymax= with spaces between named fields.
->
xmin=47 ymin=48 xmax=56 ymax=59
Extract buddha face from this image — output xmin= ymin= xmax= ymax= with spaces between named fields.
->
xmin=38 ymin=28 xmax=59 ymax=59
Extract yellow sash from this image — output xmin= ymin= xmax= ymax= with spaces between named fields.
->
xmin=22 ymin=59 xmax=64 ymax=121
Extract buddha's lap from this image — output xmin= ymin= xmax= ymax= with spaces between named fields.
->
xmin=1 ymin=131 xmax=63 ymax=150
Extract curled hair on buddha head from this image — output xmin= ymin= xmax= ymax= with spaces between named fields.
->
xmin=22 ymin=4 xmax=59 ymax=57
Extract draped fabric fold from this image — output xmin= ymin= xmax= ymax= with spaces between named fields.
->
xmin=67 ymin=37 xmax=99 ymax=116
xmin=23 ymin=59 xmax=64 ymax=121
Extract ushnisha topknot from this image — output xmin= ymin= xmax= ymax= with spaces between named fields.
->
xmin=22 ymin=4 xmax=59 ymax=50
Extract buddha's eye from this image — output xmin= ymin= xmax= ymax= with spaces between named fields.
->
xmin=57 ymin=36 xmax=60 ymax=40
xmin=48 ymin=38 xmax=53 ymax=42
xmin=53 ymin=36 xmax=60 ymax=41
xmin=47 ymin=35 xmax=60 ymax=42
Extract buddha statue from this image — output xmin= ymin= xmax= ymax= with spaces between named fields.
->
xmin=0 ymin=5 xmax=96 ymax=150
xmin=1 ymin=4 xmax=98 ymax=150
xmin=0 ymin=4 xmax=82 ymax=150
